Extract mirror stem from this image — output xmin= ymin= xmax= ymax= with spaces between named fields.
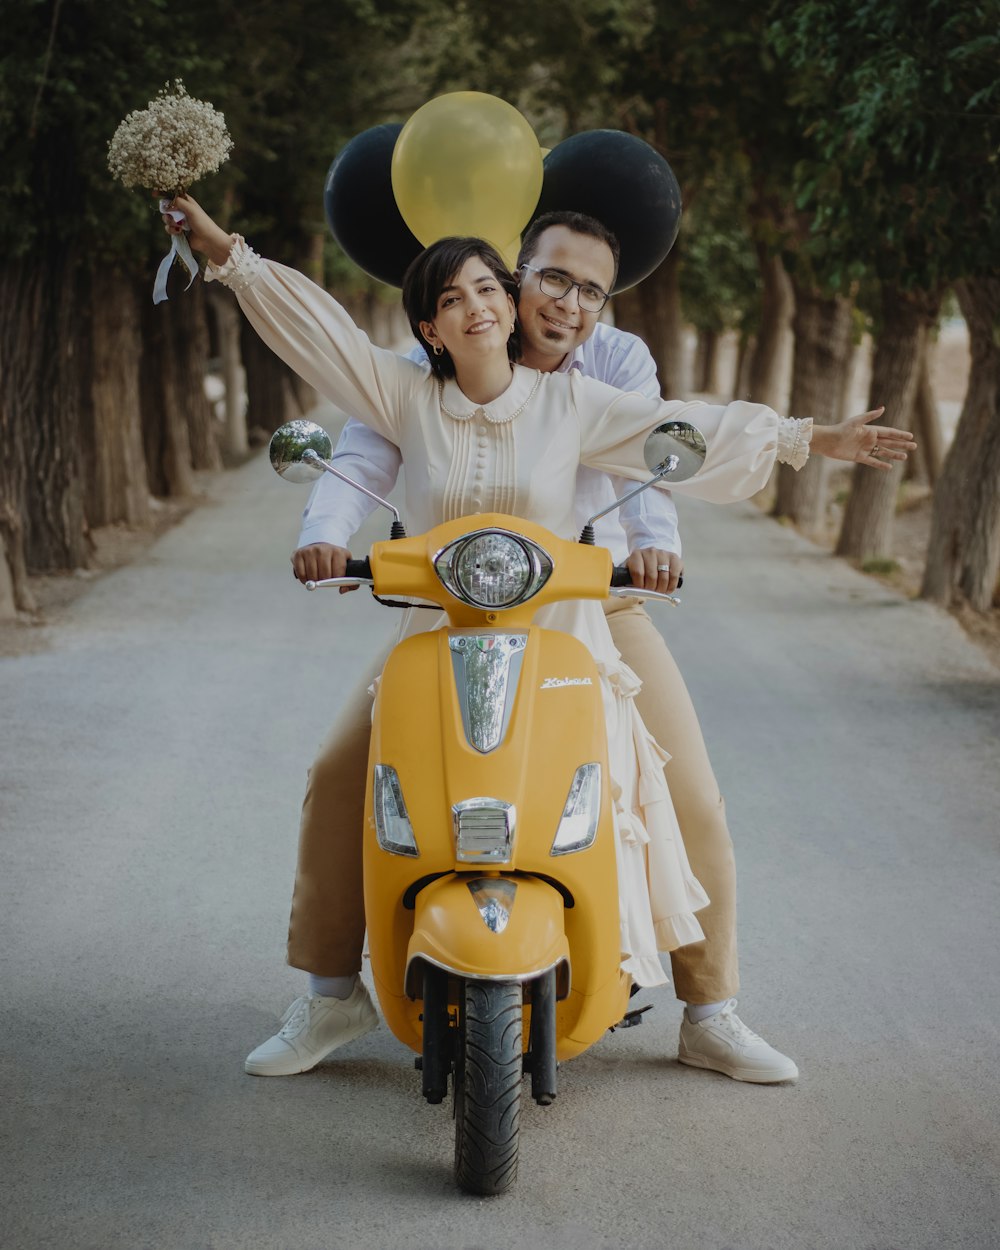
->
xmin=579 ymin=456 xmax=679 ymax=541
xmin=302 ymin=449 xmax=406 ymax=534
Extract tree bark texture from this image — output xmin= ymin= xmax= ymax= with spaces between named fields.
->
xmin=694 ymin=329 xmax=721 ymax=395
xmin=178 ymin=284 xmax=221 ymax=473
xmin=921 ymin=277 xmax=1000 ymax=611
xmin=82 ymin=267 xmax=151 ymax=529
xmin=0 ymin=248 xmax=90 ymax=599
xmin=140 ymin=298 xmax=196 ymax=500
xmin=240 ymin=320 xmax=301 ymax=436
xmin=634 ymin=248 xmax=687 ymax=397
xmin=206 ymin=287 xmax=248 ymax=459
xmin=908 ymin=344 xmax=944 ymax=487
xmin=746 ymin=244 xmax=794 ymax=410
xmin=836 ymin=284 xmax=939 ymax=561
xmin=772 ymin=283 xmax=854 ymax=532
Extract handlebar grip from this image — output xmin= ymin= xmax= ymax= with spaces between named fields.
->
xmin=610 ymin=566 xmax=685 ymax=589
xmin=345 ymin=557 xmax=373 ymax=580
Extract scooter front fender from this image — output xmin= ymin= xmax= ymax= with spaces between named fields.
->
xmin=403 ymin=874 xmax=570 ymax=999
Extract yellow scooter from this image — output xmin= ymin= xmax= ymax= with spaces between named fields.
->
xmin=270 ymin=418 xmax=706 ymax=1196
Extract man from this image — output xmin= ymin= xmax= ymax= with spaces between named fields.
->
xmin=246 ymin=211 xmax=903 ymax=1084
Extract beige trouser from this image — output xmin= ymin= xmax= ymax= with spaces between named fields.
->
xmin=286 ymin=598 xmax=739 ymax=1004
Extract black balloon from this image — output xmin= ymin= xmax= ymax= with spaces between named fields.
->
xmin=323 ymin=124 xmax=423 ymax=288
xmin=530 ymin=131 xmax=682 ymax=292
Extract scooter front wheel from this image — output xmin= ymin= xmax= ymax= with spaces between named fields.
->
xmin=454 ymin=980 xmax=522 ymax=1195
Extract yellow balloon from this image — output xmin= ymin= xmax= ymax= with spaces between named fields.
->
xmin=392 ymin=92 xmax=543 ymax=251
xmin=499 ymin=237 xmax=522 ymax=271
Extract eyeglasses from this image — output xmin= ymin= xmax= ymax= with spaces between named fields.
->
xmin=519 ymin=264 xmax=610 ymax=313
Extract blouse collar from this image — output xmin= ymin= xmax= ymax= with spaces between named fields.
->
xmin=438 ymin=364 xmax=541 ymax=425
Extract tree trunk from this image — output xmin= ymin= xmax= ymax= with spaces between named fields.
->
xmin=746 ymin=244 xmax=794 ymax=410
xmin=82 ymin=267 xmax=151 ymax=529
xmin=207 ymin=286 xmax=248 ymax=459
xmin=909 ymin=345 xmax=944 ymax=487
xmin=0 ymin=248 xmax=90 ymax=597
xmin=694 ymin=328 xmax=721 ymax=395
xmin=635 ymin=248 xmax=687 ymax=397
xmin=240 ymin=320 xmax=299 ymax=436
xmin=836 ymin=284 xmax=939 ymax=561
xmin=178 ymin=284 xmax=221 ymax=472
xmin=141 ymin=297 xmax=196 ymax=499
xmin=731 ymin=329 xmax=752 ymax=401
xmin=921 ymin=276 xmax=1000 ymax=611
xmin=772 ymin=282 xmax=854 ymax=532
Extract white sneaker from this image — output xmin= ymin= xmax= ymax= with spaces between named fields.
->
xmin=677 ymin=999 xmax=798 ymax=1083
xmin=244 ymin=983 xmax=379 ymax=1077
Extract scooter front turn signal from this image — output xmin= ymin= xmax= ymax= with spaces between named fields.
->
xmin=373 ymin=764 xmax=419 ymax=857
xmin=551 ymin=763 xmax=602 ymax=855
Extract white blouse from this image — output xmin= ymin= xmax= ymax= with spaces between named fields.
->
xmin=206 ymin=238 xmax=810 ymax=545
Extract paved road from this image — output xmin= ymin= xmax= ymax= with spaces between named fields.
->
xmin=3 ymin=416 xmax=999 ymax=1250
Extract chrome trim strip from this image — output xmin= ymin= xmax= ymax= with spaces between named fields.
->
xmin=449 ymin=631 xmax=527 ymax=753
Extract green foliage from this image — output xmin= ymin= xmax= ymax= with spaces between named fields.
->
xmin=0 ymin=0 xmax=434 ymax=269
xmin=679 ymin=163 xmax=760 ymax=335
xmin=768 ymin=0 xmax=1000 ymax=291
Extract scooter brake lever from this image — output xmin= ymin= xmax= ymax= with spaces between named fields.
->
xmin=304 ymin=577 xmax=372 ymax=591
xmin=608 ymin=588 xmax=681 ymax=606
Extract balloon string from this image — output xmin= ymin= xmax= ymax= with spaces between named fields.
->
xmin=153 ymin=199 xmax=199 ymax=305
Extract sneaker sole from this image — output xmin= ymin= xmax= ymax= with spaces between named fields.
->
xmin=244 ymin=1012 xmax=378 ymax=1077
xmin=677 ymin=1048 xmax=798 ymax=1084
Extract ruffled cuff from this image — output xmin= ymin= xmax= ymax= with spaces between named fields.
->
xmin=776 ymin=416 xmax=813 ymax=470
xmin=203 ymin=235 xmax=264 ymax=294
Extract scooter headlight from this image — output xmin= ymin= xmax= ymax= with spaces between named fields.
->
xmin=551 ymin=763 xmax=602 ymax=855
xmin=373 ymin=765 xmax=419 ymax=857
xmin=434 ymin=529 xmax=553 ymax=609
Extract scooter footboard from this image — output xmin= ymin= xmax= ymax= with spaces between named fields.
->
xmin=403 ymin=874 xmax=570 ymax=999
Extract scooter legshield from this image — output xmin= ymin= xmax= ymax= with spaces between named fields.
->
xmin=365 ymin=623 xmax=628 ymax=1057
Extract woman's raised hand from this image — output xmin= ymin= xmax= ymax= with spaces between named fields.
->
xmin=811 ymin=406 xmax=916 ymax=470
xmin=162 ymin=194 xmax=234 ymax=267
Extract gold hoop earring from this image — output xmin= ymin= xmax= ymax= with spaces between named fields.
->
xmin=431 ymin=342 xmax=444 ymax=356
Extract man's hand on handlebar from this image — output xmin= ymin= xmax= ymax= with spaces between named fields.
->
xmin=291 ymin=543 xmax=358 ymax=593
xmin=626 ymin=548 xmax=683 ymax=595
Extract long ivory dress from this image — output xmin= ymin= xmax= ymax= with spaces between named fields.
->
xmin=207 ymin=239 xmax=810 ymax=988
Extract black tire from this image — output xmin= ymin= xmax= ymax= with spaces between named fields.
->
xmin=454 ymin=980 xmax=522 ymax=1195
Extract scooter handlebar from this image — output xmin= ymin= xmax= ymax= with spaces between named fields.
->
xmin=345 ymin=557 xmax=373 ymax=580
xmin=609 ymin=565 xmax=685 ymax=589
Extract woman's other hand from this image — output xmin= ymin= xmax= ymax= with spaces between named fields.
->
xmin=162 ymin=194 xmax=234 ymax=267
xmin=812 ymin=406 xmax=916 ymax=470
xmin=626 ymin=547 xmax=683 ymax=595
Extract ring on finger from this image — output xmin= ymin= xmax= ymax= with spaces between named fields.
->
xmin=656 ymin=564 xmax=671 ymax=572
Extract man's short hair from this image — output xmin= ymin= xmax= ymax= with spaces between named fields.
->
xmin=517 ymin=211 xmax=621 ymax=288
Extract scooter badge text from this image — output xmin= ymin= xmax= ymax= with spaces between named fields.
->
xmin=540 ymin=677 xmax=593 ymax=689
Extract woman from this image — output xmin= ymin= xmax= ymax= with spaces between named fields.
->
xmin=166 ymin=196 xmax=858 ymax=986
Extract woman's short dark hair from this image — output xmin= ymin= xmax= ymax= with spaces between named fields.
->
xmin=402 ymin=237 xmax=521 ymax=380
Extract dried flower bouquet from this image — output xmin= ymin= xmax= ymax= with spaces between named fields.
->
xmin=108 ymin=81 xmax=233 ymax=302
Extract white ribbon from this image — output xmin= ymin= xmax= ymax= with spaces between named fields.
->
xmin=154 ymin=199 xmax=199 ymax=304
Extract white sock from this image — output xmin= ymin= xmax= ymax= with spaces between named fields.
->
xmin=308 ymin=973 xmax=357 ymax=1000
xmin=685 ymin=999 xmax=728 ymax=1024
